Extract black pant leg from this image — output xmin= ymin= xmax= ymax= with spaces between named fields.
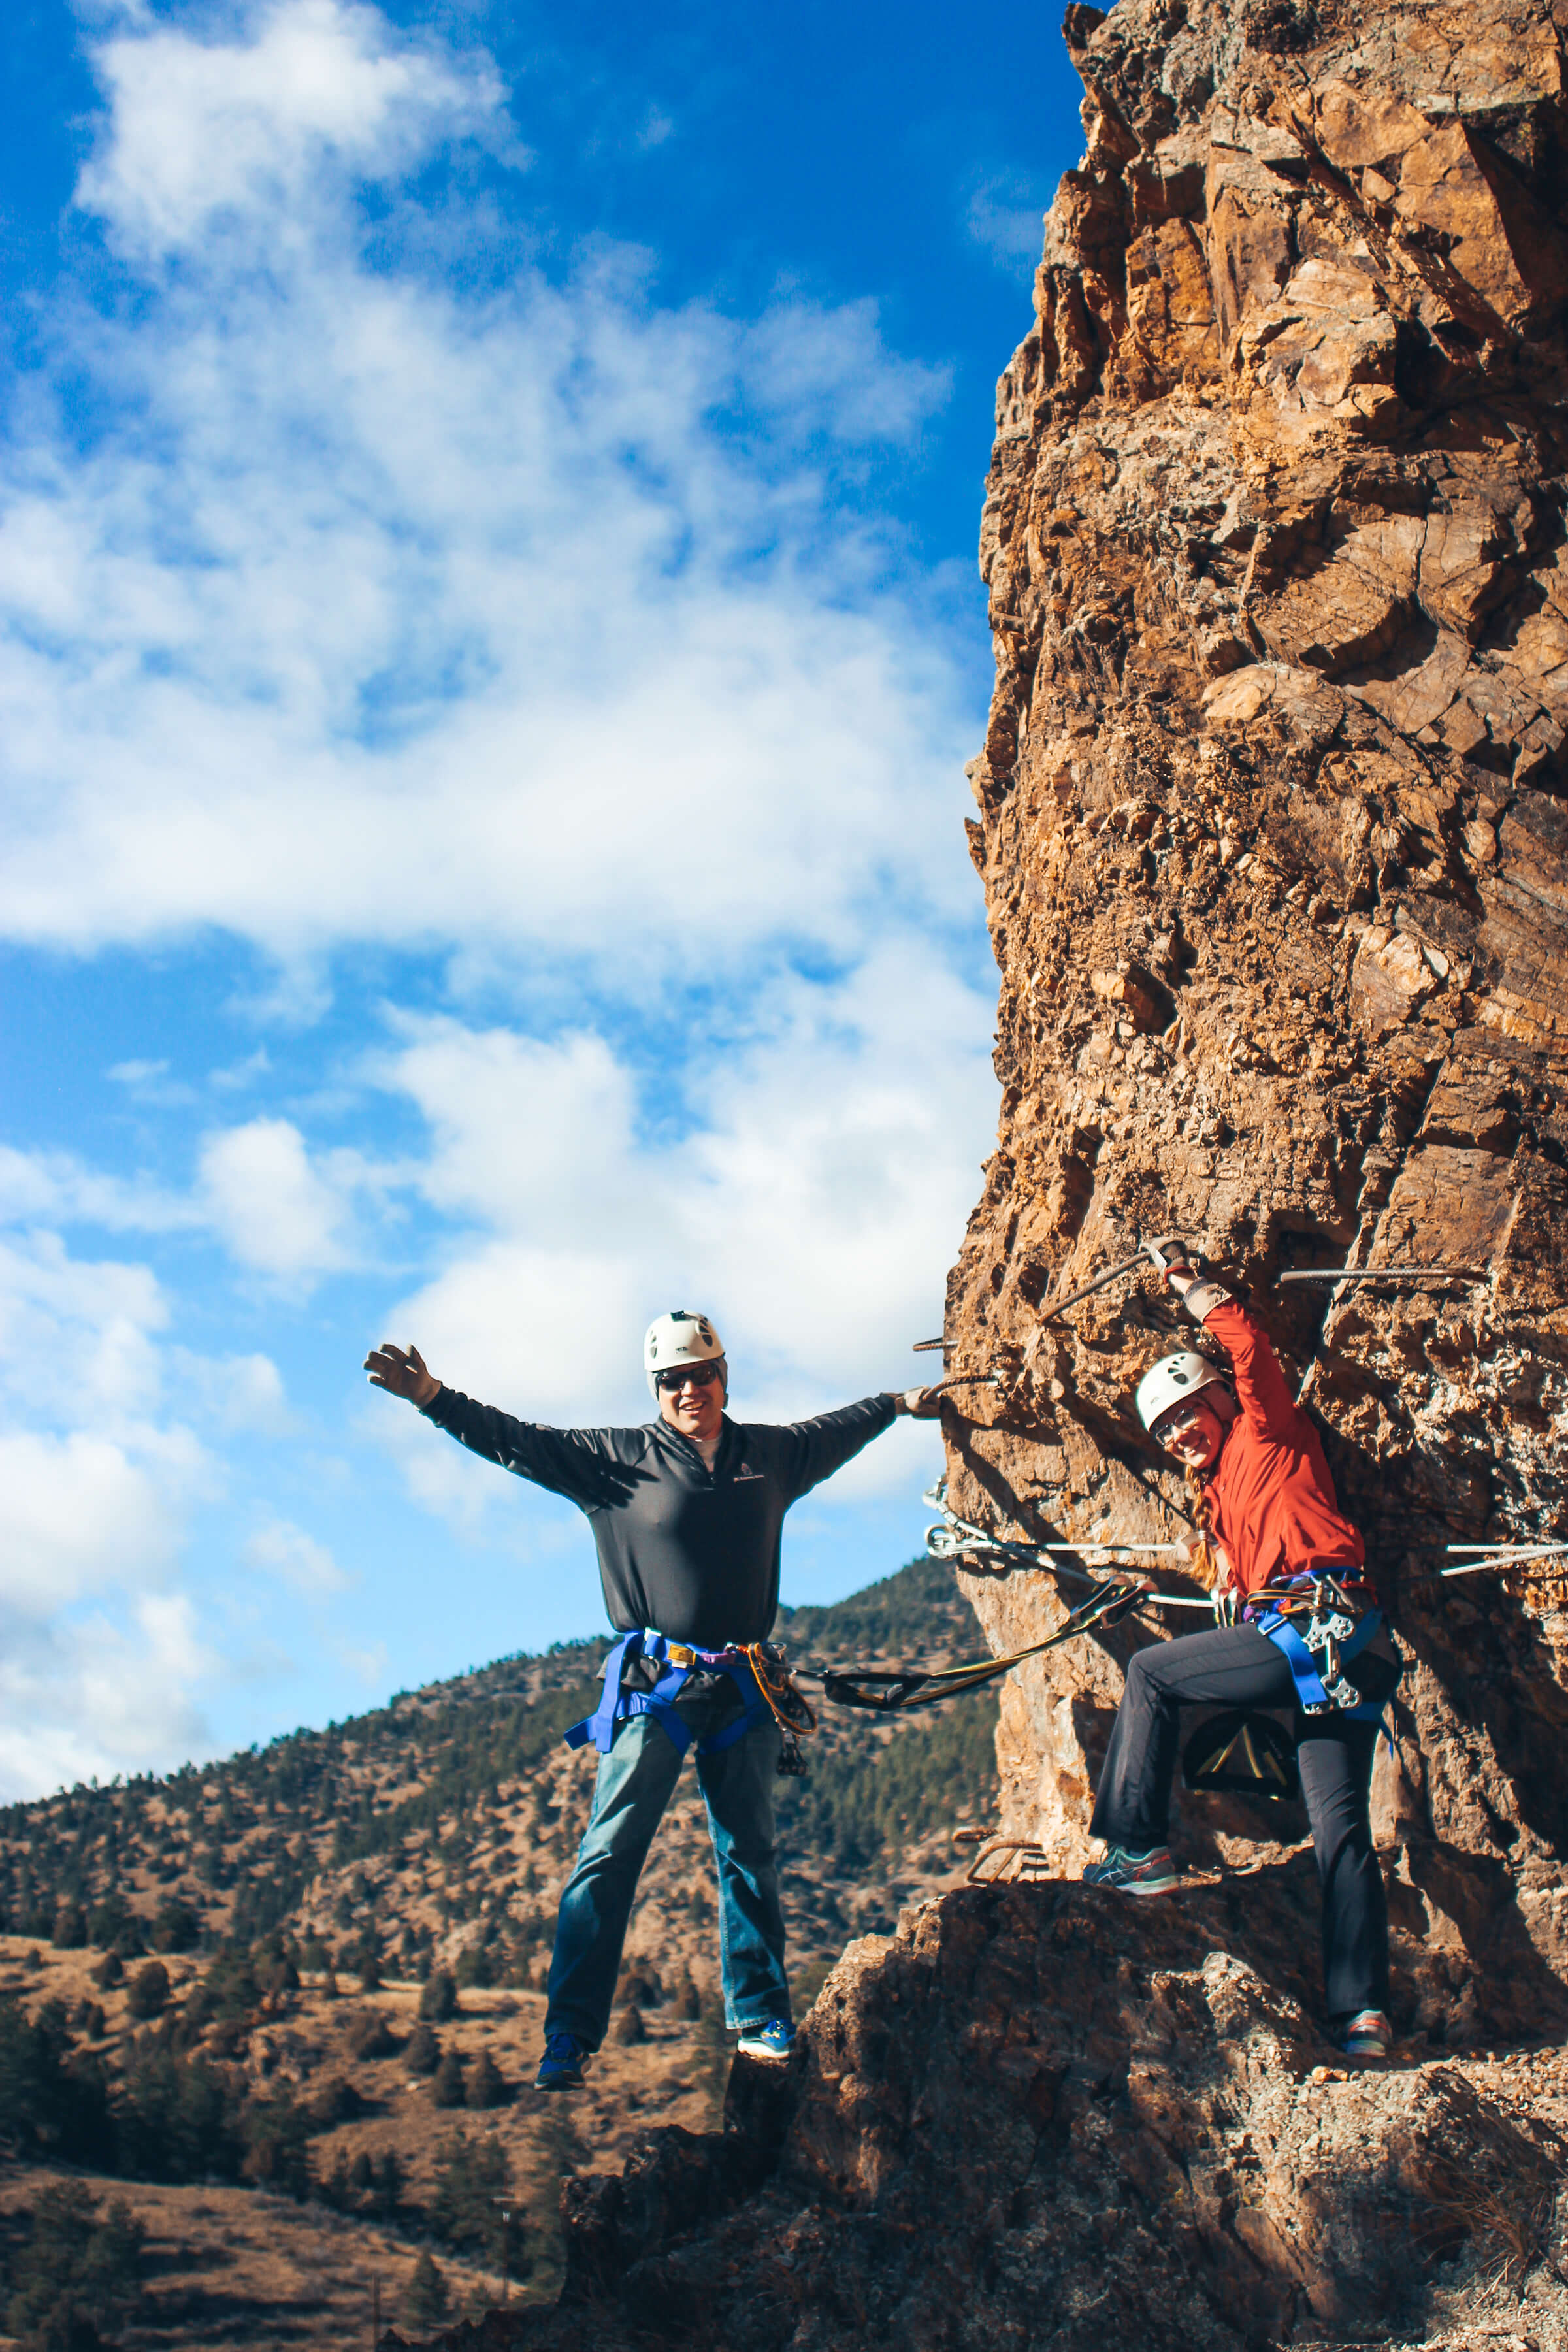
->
xmin=1296 ymin=1718 xmax=1387 ymax=2018
xmin=1090 ymin=1624 xmax=1298 ymax=1848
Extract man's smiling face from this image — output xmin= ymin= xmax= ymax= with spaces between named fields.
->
xmin=657 ymin=1361 xmax=726 ymax=1443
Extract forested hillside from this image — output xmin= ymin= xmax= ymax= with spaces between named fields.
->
xmin=0 ymin=1559 xmax=997 ymax=2347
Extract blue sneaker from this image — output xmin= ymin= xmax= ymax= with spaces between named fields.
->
xmin=1083 ymin=1843 xmax=1179 ymax=1896
xmin=735 ymin=2018 xmax=794 ymax=2063
xmin=534 ymin=2032 xmax=590 ymax=2091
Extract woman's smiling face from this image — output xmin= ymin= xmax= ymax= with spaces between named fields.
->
xmin=1154 ymin=1392 xmax=1231 ymax=1471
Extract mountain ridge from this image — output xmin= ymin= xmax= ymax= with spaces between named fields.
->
xmin=0 ymin=1557 xmax=998 ymax=2347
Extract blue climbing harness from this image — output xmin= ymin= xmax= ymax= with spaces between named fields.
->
xmin=1250 ymin=1577 xmax=1391 ymax=1725
xmin=564 ymin=1630 xmax=771 ymax=1759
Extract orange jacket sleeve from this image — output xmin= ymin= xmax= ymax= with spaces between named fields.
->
xmin=1199 ymin=1299 xmax=1299 ymax=1439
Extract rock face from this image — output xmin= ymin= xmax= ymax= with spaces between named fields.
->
xmin=389 ymin=1887 xmax=1568 ymax=2352
xmin=945 ymin=0 xmax=1568 ymax=2039
xmin=376 ymin=5 xmax=1568 ymax=2345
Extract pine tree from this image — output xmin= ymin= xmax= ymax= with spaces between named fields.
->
xmin=402 ymin=2249 xmax=449 ymax=2329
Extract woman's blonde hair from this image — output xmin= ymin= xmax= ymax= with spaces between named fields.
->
xmin=1184 ymin=1469 xmax=1219 ymax=1590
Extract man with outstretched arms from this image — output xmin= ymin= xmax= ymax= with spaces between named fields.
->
xmin=1083 ymin=1256 xmax=1403 ymax=2061
xmin=365 ymin=1310 xmax=938 ymax=2090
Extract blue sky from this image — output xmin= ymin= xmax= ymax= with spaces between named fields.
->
xmin=0 ymin=0 xmax=1085 ymax=1795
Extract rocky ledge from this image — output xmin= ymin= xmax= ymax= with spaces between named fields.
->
xmin=380 ymin=1876 xmax=1568 ymax=2350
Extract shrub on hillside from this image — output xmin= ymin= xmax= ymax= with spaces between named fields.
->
xmin=4 ymin=2181 xmax=144 ymax=2352
xmin=50 ymin=1907 xmax=86 ymax=1952
xmin=87 ymin=1897 xmax=143 ymax=1957
xmin=0 ymin=2000 xmax=113 ymax=2167
xmin=150 ymin=1899 xmax=201 ymax=1953
xmin=419 ymin=1970 xmax=458 ymax=2023
xmin=342 ymin=1927 xmax=384 ymax=1991
xmin=464 ymin=2050 xmax=506 ymax=2109
xmin=345 ymin=2009 xmax=397 ymax=2062
xmin=124 ymin=1964 xmax=169 ymax=2022
xmin=304 ymin=2075 xmax=364 ymax=2129
xmin=180 ymin=1953 xmax=259 ymax=2039
xmin=237 ymin=2089 xmax=312 ymax=2198
xmin=404 ymin=2023 xmax=441 ymax=2077
xmin=429 ymin=2130 xmax=510 ymax=2262
xmin=431 ymin=2051 xmax=466 ymax=2108
xmin=90 ymin=1955 xmax=123 ymax=1992
xmin=114 ymin=2046 xmax=238 ymax=2182
xmin=261 ymin=1953 xmax=300 ymax=2005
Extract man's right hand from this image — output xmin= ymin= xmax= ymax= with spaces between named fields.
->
xmin=364 ymin=1341 xmax=440 ymax=1408
xmin=900 ymin=1386 xmax=945 ymax=1418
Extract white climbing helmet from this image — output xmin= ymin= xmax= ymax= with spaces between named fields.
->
xmin=1135 ymin=1350 xmax=1232 ymax=1437
xmin=644 ymin=1309 xmax=726 ymax=1399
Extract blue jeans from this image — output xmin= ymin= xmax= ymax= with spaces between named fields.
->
xmin=544 ymin=1674 xmax=789 ymax=2050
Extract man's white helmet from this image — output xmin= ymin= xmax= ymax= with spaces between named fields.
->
xmin=1135 ymin=1350 xmax=1231 ymax=1436
xmin=644 ymin=1309 xmax=725 ymax=1399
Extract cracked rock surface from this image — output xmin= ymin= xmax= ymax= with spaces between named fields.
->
xmin=945 ymin=0 xmax=1568 ymax=2040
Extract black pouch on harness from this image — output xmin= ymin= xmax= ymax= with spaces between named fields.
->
xmin=1183 ymin=1709 xmax=1301 ymax=1801
xmin=1334 ymin=1618 xmax=1403 ymax=1708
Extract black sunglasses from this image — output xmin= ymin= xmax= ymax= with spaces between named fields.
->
xmin=654 ymin=1361 xmax=724 ymax=1394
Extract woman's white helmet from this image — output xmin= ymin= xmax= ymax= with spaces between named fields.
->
xmin=1135 ymin=1350 xmax=1231 ymax=1436
xmin=644 ymin=1309 xmax=725 ymax=1399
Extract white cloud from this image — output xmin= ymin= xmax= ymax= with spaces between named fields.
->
xmin=0 ymin=1228 xmax=169 ymax=1420
xmin=0 ymin=1220 xmax=235 ymax=1791
xmin=0 ymin=1147 xmax=191 ymax=1237
xmin=79 ymin=0 xmax=510 ymax=261
xmin=197 ymin=1117 xmax=351 ymax=1279
xmin=964 ymin=167 xmax=1048 ymax=270
xmin=0 ymin=1431 xmax=180 ymax=1614
xmin=366 ymin=943 xmax=991 ymax=1498
xmin=0 ymin=0 xmax=972 ymax=985
xmin=335 ymin=1635 xmax=389 ymax=1685
xmin=199 ymin=1350 xmax=295 ymax=1433
xmin=245 ymin=1515 xmax=352 ymax=1595
xmin=0 ymin=1593 xmax=218 ymax=1800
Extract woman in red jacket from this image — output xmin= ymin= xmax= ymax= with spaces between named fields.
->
xmin=1085 ymin=1256 xmax=1401 ymax=2059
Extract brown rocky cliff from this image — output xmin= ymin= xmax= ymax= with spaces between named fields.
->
xmin=376 ymin=3 xmax=1568 ymax=2344
xmin=945 ymin=0 xmax=1568 ymax=2040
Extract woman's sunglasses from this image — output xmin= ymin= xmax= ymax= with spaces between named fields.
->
xmin=654 ymin=1361 xmax=724 ymax=1394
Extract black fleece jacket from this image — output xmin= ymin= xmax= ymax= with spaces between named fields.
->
xmin=419 ymin=1387 xmax=899 ymax=1648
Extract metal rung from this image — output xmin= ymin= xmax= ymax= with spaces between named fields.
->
xmin=1277 ymin=1266 xmax=1485 ymax=1284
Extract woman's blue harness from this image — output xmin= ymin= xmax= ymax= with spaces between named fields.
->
xmin=1248 ymin=1578 xmax=1390 ymax=1723
xmin=564 ymin=1630 xmax=770 ymax=1759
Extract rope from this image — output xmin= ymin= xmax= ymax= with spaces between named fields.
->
xmin=796 ymin=1576 xmax=1151 ymax=1714
xmin=742 ymin=1643 xmax=819 ymax=1740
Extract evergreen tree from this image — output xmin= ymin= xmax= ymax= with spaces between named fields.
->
xmin=402 ymin=2251 xmax=449 ymax=2330
xmin=431 ymin=2050 xmax=466 ymax=2109
xmin=5 ymin=2182 xmax=144 ymax=2352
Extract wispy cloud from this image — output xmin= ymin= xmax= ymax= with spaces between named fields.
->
xmin=963 ymin=165 xmax=1048 ymax=271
